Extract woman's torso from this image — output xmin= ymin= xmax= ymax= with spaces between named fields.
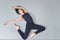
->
xmin=22 ymin=13 xmax=34 ymax=24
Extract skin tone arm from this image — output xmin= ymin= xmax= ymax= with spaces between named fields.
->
xmin=4 ymin=15 xmax=23 ymax=25
xmin=12 ymin=6 xmax=28 ymax=13
xmin=4 ymin=6 xmax=27 ymax=25
xmin=20 ymin=6 xmax=28 ymax=13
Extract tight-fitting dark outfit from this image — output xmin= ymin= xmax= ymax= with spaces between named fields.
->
xmin=18 ymin=13 xmax=45 ymax=40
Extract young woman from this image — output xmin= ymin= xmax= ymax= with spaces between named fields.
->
xmin=4 ymin=6 xmax=46 ymax=40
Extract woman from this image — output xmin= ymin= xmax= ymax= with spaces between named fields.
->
xmin=4 ymin=6 xmax=46 ymax=40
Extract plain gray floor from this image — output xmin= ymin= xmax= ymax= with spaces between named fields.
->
xmin=0 ymin=0 xmax=60 ymax=40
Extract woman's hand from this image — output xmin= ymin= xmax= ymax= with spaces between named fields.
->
xmin=12 ymin=6 xmax=21 ymax=9
xmin=20 ymin=6 xmax=28 ymax=13
xmin=4 ymin=21 xmax=9 ymax=26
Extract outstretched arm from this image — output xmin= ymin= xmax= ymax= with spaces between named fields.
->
xmin=4 ymin=15 xmax=23 ymax=25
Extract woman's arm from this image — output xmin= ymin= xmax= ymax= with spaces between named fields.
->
xmin=20 ymin=6 xmax=28 ymax=13
xmin=12 ymin=6 xmax=28 ymax=13
xmin=12 ymin=6 xmax=21 ymax=9
xmin=4 ymin=15 xmax=23 ymax=25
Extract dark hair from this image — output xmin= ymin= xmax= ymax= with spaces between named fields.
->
xmin=15 ymin=9 xmax=20 ymax=14
xmin=15 ymin=8 xmax=25 ymax=15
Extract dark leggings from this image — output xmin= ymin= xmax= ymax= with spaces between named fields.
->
xmin=18 ymin=24 xmax=45 ymax=40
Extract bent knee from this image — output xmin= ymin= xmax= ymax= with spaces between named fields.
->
xmin=23 ymin=35 xmax=28 ymax=39
xmin=42 ymin=27 xmax=46 ymax=31
xmin=39 ymin=25 xmax=46 ymax=31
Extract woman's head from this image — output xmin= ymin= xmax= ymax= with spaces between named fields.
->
xmin=15 ymin=6 xmax=25 ymax=15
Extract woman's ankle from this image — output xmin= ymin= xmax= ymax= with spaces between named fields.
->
xmin=27 ymin=32 xmax=36 ymax=40
xmin=14 ymin=24 xmax=20 ymax=31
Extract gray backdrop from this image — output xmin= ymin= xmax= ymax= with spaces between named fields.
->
xmin=0 ymin=0 xmax=60 ymax=40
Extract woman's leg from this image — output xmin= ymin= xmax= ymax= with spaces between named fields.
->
xmin=14 ymin=24 xmax=32 ymax=40
xmin=23 ymin=26 xmax=31 ymax=39
xmin=14 ymin=24 xmax=25 ymax=39
xmin=14 ymin=24 xmax=31 ymax=40
xmin=18 ymin=29 xmax=25 ymax=39
xmin=33 ymin=24 xmax=46 ymax=34
xmin=18 ymin=26 xmax=31 ymax=40
xmin=28 ymin=24 xmax=46 ymax=39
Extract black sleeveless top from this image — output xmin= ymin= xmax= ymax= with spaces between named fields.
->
xmin=22 ymin=13 xmax=34 ymax=24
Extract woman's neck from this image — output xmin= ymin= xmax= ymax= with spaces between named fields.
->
xmin=21 ymin=13 xmax=25 ymax=15
xmin=21 ymin=12 xmax=27 ymax=15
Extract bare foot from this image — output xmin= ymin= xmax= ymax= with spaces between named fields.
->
xmin=28 ymin=32 xmax=36 ymax=40
xmin=14 ymin=24 xmax=20 ymax=30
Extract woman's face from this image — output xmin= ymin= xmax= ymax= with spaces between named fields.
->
xmin=18 ymin=9 xmax=23 ymax=14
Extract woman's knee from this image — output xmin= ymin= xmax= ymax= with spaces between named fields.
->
xmin=42 ymin=27 xmax=46 ymax=31
xmin=22 ymin=35 xmax=27 ymax=39
xmin=23 ymin=34 xmax=29 ymax=39
xmin=39 ymin=25 xmax=46 ymax=31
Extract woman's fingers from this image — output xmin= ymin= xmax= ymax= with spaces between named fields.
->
xmin=3 ymin=21 xmax=8 ymax=25
xmin=12 ymin=6 xmax=21 ymax=9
